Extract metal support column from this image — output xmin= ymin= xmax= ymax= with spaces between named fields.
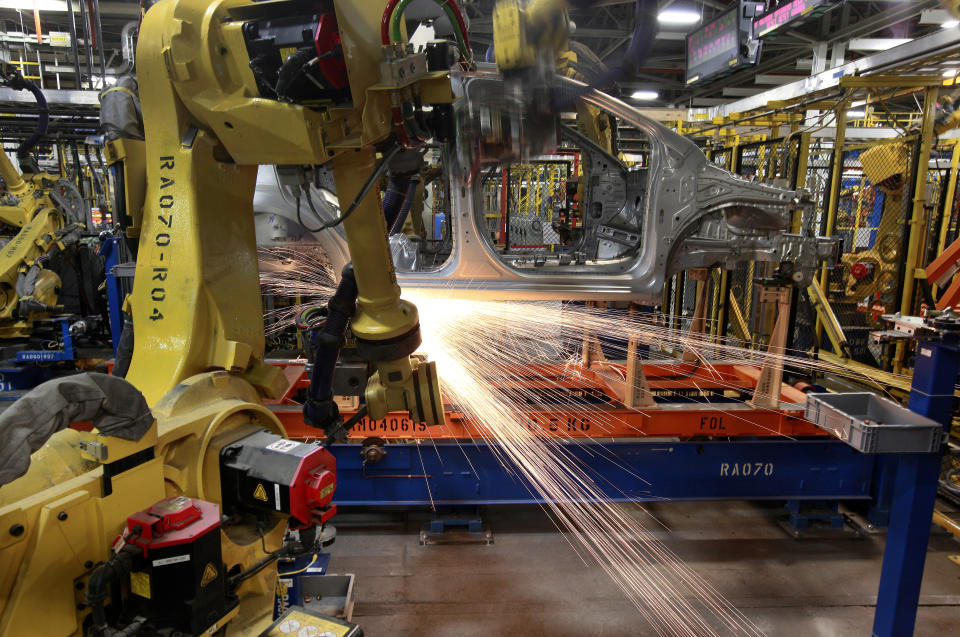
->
xmin=816 ymin=109 xmax=847 ymax=343
xmin=894 ymin=86 xmax=939 ymax=373
xmin=933 ymin=141 xmax=960 ymax=298
xmin=792 ymin=132 xmax=811 ymax=234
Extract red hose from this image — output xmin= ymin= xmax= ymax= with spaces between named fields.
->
xmin=381 ymin=0 xmax=402 ymax=46
xmin=391 ymin=106 xmax=414 ymax=148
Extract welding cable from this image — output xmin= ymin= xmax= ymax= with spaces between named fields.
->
xmin=0 ymin=64 xmax=49 ymax=169
xmin=402 ymin=101 xmax=431 ymax=143
xmin=323 ymin=405 xmax=369 ymax=446
xmin=298 ymin=180 xmax=334 ymax=232
xmin=278 ymin=553 xmax=319 ymax=577
xmin=313 ymin=144 xmax=402 ymax=232
xmin=391 ymin=105 xmax=419 ymax=148
xmin=383 ymin=0 xmax=471 ymax=63
xmin=390 ymin=177 xmax=420 ymax=233
xmin=17 ymin=80 xmax=48 ymax=167
xmin=383 ymin=175 xmax=414 ymax=231
xmin=296 ymin=306 xmax=326 ymax=332
xmin=304 ymin=173 xmax=411 ymax=434
xmin=229 ymin=552 xmax=280 ymax=588
xmin=86 ymin=542 xmax=140 ymax=636
xmin=303 ymin=264 xmax=358 ymax=431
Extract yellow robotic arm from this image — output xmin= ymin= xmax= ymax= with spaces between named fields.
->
xmin=0 ymin=149 xmax=82 ymax=337
xmin=493 ymin=0 xmax=571 ymax=71
xmin=126 ymin=0 xmax=445 ymax=425
xmin=2 ymin=2 xmax=455 ymax=635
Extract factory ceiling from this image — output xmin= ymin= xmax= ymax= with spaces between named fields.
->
xmin=0 ymin=0 xmax=948 ymax=108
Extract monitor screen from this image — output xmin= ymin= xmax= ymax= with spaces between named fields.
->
xmin=686 ymin=9 xmax=740 ymax=85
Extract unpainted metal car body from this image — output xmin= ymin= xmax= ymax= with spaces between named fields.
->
xmin=254 ymin=74 xmax=835 ymax=303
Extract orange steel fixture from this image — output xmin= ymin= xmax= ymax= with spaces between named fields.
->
xmin=266 ymin=361 xmax=826 ymax=441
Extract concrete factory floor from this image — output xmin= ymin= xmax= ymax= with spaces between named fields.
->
xmin=330 ymin=501 xmax=960 ymax=636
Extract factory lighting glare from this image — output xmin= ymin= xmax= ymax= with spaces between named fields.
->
xmin=847 ymin=110 xmax=866 ymax=118
xmin=945 ymin=68 xmax=958 ymax=78
xmin=630 ymin=90 xmax=659 ymax=101
xmin=657 ymin=9 xmax=700 ymax=25
xmin=944 ymin=20 xmax=959 ymax=29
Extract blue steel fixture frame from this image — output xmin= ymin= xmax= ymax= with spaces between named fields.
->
xmin=13 ymin=318 xmax=74 ymax=364
xmin=329 ymin=440 xmax=876 ymax=506
xmin=327 ymin=327 xmax=957 ymax=635
xmin=0 ymin=318 xmax=74 ymax=400
xmin=872 ymin=332 xmax=960 ymax=637
xmin=99 ymin=235 xmax=125 ymax=356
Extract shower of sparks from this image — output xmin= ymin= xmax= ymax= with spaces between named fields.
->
xmin=258 ymin=245 xmax=910 ymax=636
xmin=259 ymin=244 xmax=337 ymax=335
xmin=412 ymin=296 xmax=767 ymax=636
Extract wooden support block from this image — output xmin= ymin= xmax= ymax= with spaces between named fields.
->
xmin=749 ymin=286 xmax=791 ymax=410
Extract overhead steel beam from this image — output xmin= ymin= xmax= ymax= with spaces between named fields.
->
xmin=692 ymin=27 xmax=960 ymax=118
xmin=0 ymin=1 xmax=139 ymax=16
xmin=826 ymin=0 xmax=938 ymax=44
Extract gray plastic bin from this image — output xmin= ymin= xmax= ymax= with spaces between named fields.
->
xmin=300 ymin=573 xmax=356 ymax=620
xmin=805 ymin=393 xmax=945 ymax=454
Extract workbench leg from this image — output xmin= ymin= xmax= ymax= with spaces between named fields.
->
xmin=871 ymin=453 xmax=940 ymax=637
xmin=867 ymin=457 xmax=897 ymax=528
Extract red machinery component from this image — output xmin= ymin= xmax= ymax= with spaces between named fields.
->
xmin=314 ymin=13 xmax=348 ymax=90
xmin=265 ymin=361 xmax=828 ymax=441
xmin=219 ymin=430 xmax=338 ymax=527
xmin=126 ymin=497 xmax=220 ymax=549
xmin=121 ymin=497 xmax=234 ymax=635
xmin=850 ymin=261 xmax=874 ymax=281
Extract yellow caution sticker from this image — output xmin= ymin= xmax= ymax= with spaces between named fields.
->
xmin=129 ymin=571 xmax=151 ymax=599
xmin=201 ymin=563 xmax=218 ymax=588
xmin=253 ymin=483 xmax=269 ymax=502
xmin=269 ymin=609 xmax=353 ymax=636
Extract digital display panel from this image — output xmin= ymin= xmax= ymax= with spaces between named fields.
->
xmin=753 ymin=0 xmax=830 ymax=38
xmin=686 ymin=9 xmax=739 ymax=85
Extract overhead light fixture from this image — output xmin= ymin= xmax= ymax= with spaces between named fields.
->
xmin=657 ymin=9 xmax=700 ymax=25
xmin=847 ymin=110 xmax=865 ymax=118
xmin=945 ymin=68 xmax=958 ymax=78
xmin=630 ymin=90 xmax=659 ymax=101
xmin=944 ymin=20 xmax=959 ymax=29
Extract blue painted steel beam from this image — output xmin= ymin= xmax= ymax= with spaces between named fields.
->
xmin=99 ymin=236 xmax=124 ymax=357
xmin=873 ymin=337 xmax=960 ymax=637
xmin=330 ymin=440 xmax=876 ymax=506
xmin=872 ymin=453 xmax=941 ymax=637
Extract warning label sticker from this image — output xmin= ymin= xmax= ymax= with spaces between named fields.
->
xmin=201 ymin=562 xmax=218 ymax=587
xmin=129 ymin=571 xmax=151 ymax=598
xmin=253 ymin=483 xmax=269 ymax=502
